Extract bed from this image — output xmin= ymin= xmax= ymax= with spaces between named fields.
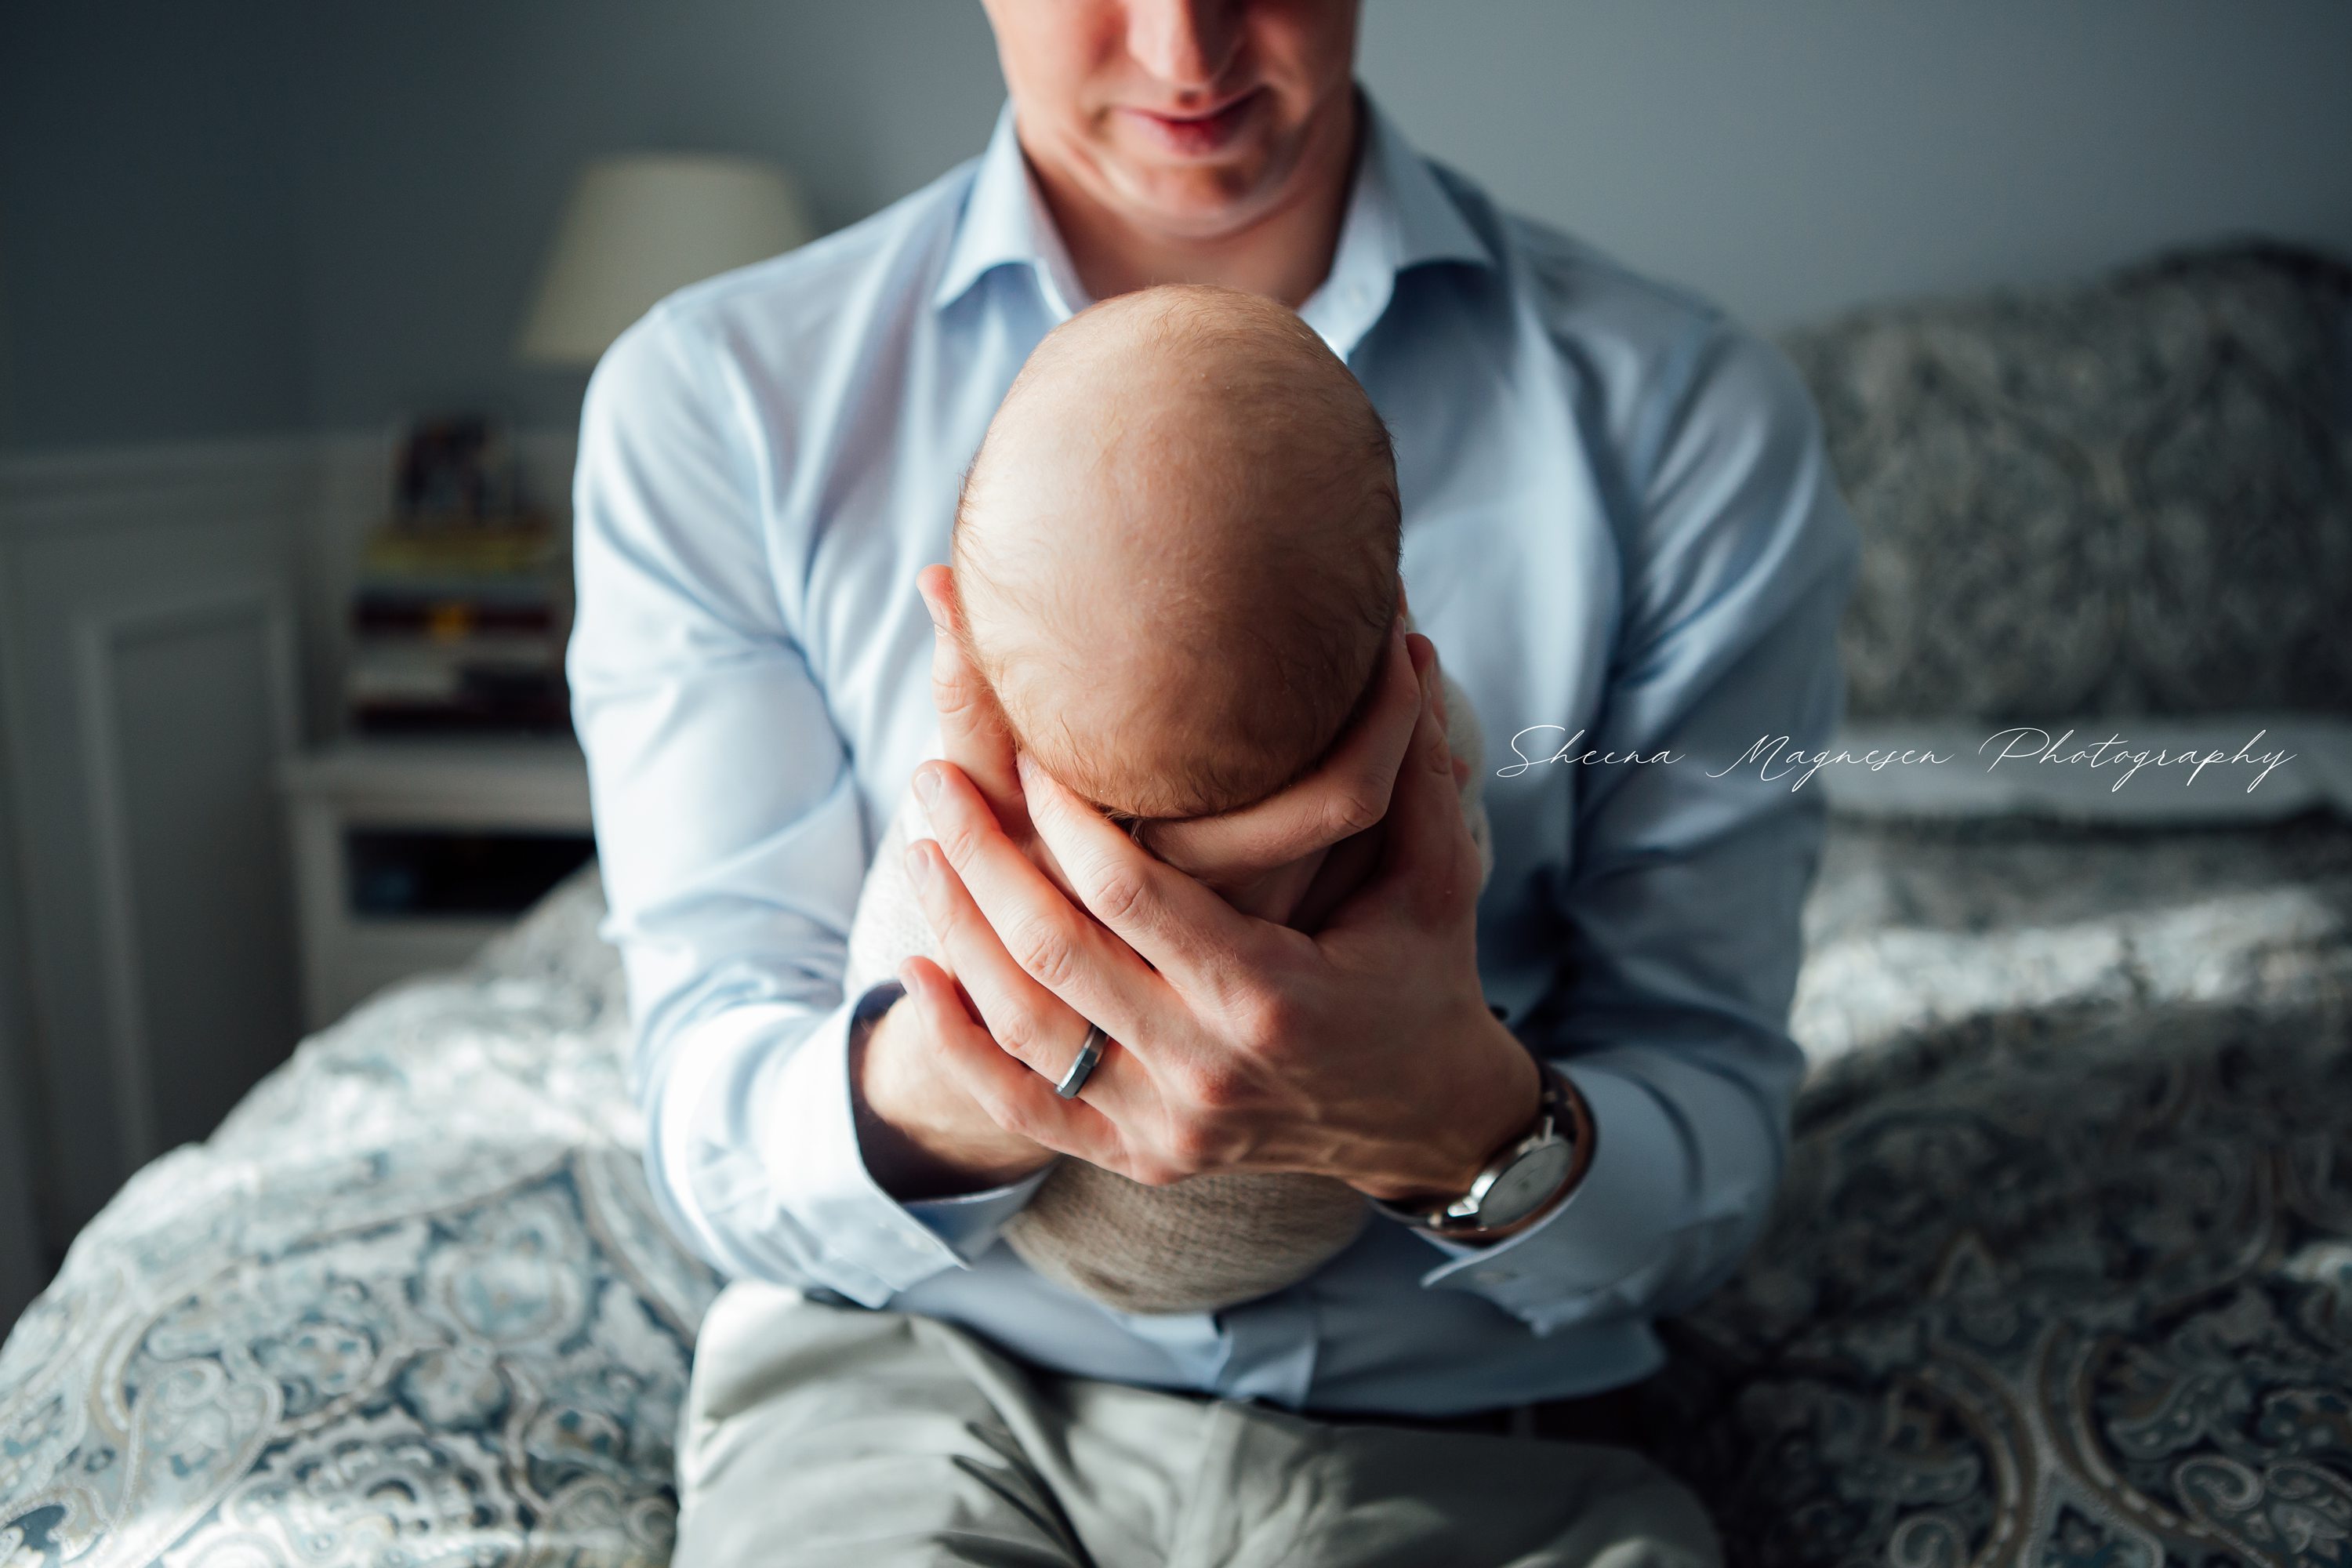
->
xmin=5 ymin=243 xmax=2349 ymax=1567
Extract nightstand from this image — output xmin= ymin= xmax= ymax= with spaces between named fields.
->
xmin=281 ymin=739 xmax=594 ymax=1030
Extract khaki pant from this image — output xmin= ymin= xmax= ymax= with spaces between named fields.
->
xmin=675 ymin=1282 xmax=1720 ymax=1568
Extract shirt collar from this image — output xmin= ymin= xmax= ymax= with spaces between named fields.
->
xmin=932 ymin=103 xmax=1091 ymax=318
xmin=931 ymin=91 xmax=1492 ymax=350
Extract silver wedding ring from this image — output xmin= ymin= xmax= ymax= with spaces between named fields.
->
xmin=1055 ymin=1023 xmax=1109 ymax=1099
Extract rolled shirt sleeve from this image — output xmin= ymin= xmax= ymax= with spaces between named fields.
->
xmin=569 ymin=305 xmax=1030 ymax=1305
xmin=1418 ymin=321 xmax=1860 ymax=1334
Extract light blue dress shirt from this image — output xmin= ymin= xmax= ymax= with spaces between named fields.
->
xmin=568 ymin=96 xmax=1858 ymax=1417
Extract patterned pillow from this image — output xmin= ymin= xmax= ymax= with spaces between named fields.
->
xmin=1779 ymin=242 xmax=2352 ymax=720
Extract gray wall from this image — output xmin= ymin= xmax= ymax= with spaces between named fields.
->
xmin=1363 ymin=0 xmax=2352 ymax=329
xmin=0 ymin=3 xmax=307 ymax=448
xmin=4 ymin=0 xmax=2349 ymax=453
xmin=277 ymin=1 xmax=1008 ymax=435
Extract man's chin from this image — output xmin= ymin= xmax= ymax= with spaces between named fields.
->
xmin=1109 ymin=162 xmax=1305 ymax=246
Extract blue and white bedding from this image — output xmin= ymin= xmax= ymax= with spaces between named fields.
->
xmin=0 ymin=880 xmax=713 ymax=1567
xmin=5 ymin=803 xmax=2350 ymax=1568
xmin=1672 ymin=811 xmax=2352 ymax=1568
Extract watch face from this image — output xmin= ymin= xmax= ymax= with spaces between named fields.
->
xmin=1482 ymin=1142 xmax=1575 ymax=1227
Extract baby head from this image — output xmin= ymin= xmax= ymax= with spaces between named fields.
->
xmin=951 ymin=285 xmax=1400 ymax=823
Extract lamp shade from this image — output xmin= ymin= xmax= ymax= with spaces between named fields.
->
xmin=517 ymin=153 xmax=813 ymax=367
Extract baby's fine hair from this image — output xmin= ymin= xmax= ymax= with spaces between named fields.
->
xmin=949 ymin=285 xmax=1402 ymax=821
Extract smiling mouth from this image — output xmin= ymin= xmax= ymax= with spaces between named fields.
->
xmin=1123 ymin=89 xmax=1263 ymax=157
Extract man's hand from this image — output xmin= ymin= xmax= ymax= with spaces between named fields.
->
xmin=853 ymin=996 xmax=1056 ymax=1200
xmin=848 ymin=560 xmax=1354 ymax=1201
xmin=904 ymin=619 xmax=1543 ymax=1203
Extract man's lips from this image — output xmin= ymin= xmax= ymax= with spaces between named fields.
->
xmin=1120 ymin=89 xmax=1263 ymax=158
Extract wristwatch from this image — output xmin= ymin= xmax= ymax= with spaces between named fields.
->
xmin=1374 ymin=1059 xmax=1592 ymax=1243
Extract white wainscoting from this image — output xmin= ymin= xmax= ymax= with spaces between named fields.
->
xmin=74 ymin=575 xmax=302 ymax=1167
xmin=0 ymin=430 xmax=574 ymax=1252
xmin=0 ymin=440 xmax=314 ymax=1239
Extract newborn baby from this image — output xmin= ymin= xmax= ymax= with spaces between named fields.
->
xmin=848 ymin=284 xmax=1493 ymax=1315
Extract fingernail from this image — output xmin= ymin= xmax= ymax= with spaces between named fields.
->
xmin=913 ymin=765 xmax=939 ymax=807
xmin=904 ymin=840 xmax=935 ymax=887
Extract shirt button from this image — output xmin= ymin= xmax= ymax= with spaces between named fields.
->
xmin=1477 ymin=1268 xmax=1518 ymax=1286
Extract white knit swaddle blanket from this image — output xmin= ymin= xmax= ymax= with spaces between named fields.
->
xmin=845 ymin=673 xmax=1494 ymax=1314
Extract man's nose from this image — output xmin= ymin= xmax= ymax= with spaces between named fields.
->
xmin=1125 ymin=0 xmax=1244 ymax=94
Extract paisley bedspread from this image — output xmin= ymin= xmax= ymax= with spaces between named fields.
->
xmin=4 ymin=812 xmax=2350 ymax=1568
xmin=1656 ymin=815 xmax=2352 ymax=1568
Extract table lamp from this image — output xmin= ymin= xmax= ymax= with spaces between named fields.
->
xmin=517 ymin=153 xmax=813 ymax=368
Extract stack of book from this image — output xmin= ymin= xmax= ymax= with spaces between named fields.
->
xmin=345 ymin=517 xmax=571 ymax=735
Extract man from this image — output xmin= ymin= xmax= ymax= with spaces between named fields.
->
xmin=569 ymin=2 xmax=1858 ymax=1563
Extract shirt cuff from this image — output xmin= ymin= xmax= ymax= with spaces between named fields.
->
xmin=904 ymin=1170 xmax=1055 ymax=1261
xmin=753 ymin=981 xmax=988 ymax=1305
xmin=840 ymin=979 xmax=1054 ymax=1258
xmin=1414 ymin=1062 xmax=1696 ymax=1334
